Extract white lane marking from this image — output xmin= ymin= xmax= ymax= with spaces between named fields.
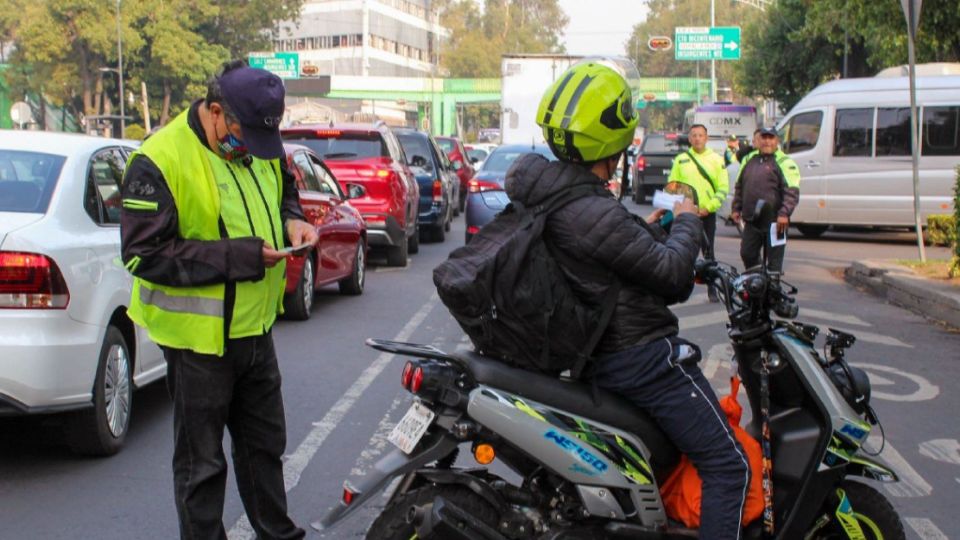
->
xmin=919 ymin=439 xmax=960 ymax=466
xmin=227 ymin=294 xmax=439 ymax=540
xmin=827 ymin=326 xmax=912 ymax=348
xmin=866 ymin=435 xmax=933 ymax=498
xmin=350 ymin=394 xmax=406 ymax=476
xmin=796 ymin=308 xmax=871 ymax=327
xmin=703 ymin=343 xmax=733 ymax=379
xmin=851 ymin=363 xmax=939 ymax=402
xmin=905 ymin=517 xmax=949 ymax=540
xmin=679 ymin=311 xmax=728 ymax=331
xmin=675 ymin=294 xmax=711 ymax=309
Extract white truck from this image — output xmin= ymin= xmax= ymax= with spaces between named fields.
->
xmin=499 ymin=54 xmax=640 ymax=146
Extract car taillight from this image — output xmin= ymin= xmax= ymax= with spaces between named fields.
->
xmin=636 ymin=156 xmax=646 ymax=171
xmin=467 ymin=225 xmax=480 ymax=235
xmin=0 ymin=251 xmax=70 ymax=309
xmin=410 ymin=366 xmax=424 ymax=394
xmin=432 ymin=180 xmax=443 ymax=202
xmin=401 ymin=361 xmax=414 ymax=389
xmin=468 ymin=179 xmax=500 ymax=193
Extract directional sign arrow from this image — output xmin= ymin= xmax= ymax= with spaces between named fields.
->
xmin=724 ymin=42 xmax=738 ymax=51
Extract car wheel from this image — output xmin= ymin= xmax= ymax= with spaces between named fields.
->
xmin=67 ymin=326 xmax=132 ymax=456
xmin=633 ymin=183 xmax=648 ymax=204
xmin=444 ymin=208 xmax=452 ymax=232
xmin=386 ymin=235 xmax=409 ymax=267
xmin=283 ymin=255 xmax=314 ymax=321
xmin=797 ymin=224 xmax=828 ymax=238
xmin=408 ymin=225 xmax=420 ymax=254
xmin=339 ymin=240 xmax=366 ymax=295
xmin=452 ymin=198 xmax=461 ymax=217
xmin=434 ymin=223 xmax=446 ymax=243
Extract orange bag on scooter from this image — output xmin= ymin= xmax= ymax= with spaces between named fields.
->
xmin=659 ymin=377 xmax=765 ymax=528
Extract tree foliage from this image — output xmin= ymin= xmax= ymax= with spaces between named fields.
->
xmin=437 ymin=0 xmax=569 ymax=78
xmin=1 ymin=0 xmax=303 ymax=130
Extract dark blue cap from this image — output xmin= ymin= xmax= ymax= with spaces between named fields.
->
xmin=759 ymin=126 xmax=778 ymax=136
xmin=219 ymin=67 xmax=286 ymax=160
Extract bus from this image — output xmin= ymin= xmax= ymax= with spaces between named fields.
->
xmin=682 ymin=103 xmax=758 ymax=140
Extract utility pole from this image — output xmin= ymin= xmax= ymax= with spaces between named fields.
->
xmin=116 ymin=0 xmax=125 ymax=138
xmin=710 ymin=0 xmax=717 ymax=103
xmin=141 ymin=81 xmax=151 ymax=132
xmin=902 ymin=0 xmax=926 ymax=261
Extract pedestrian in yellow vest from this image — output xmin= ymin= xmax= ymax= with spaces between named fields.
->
xmin=120 ymin=60 xmax=317 ymax=540
xmin=666 ymin=124 xmax=729 ymax=301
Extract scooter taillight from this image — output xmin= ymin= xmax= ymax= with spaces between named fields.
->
xmin=401 ymin=361 xmax=414 ymax=389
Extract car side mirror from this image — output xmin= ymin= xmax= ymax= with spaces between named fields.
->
xmin=345 ymin=184 xmax=365 ymax=200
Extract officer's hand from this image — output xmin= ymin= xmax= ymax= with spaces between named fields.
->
xmin=286 ymin=219 xmax=319 ymax=250
xmin=776 ymin=215 xmax=789 ymax=235
xmin=645 ymin=208 xmax=667 ymax=224
xmin=262 ymin=246 xmax=289 ymax=268
xmin=674 ymin=197 xmax=698 ymax=217
xmin=698 ymin=208 xmax=710 ymax=217
xmin=730 ymin=211 xmax=741 ymax=224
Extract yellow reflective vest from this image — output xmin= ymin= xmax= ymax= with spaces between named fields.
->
xmin=667 ymin=148 xmax=730 ymax=213
xmin=126 ymin=111 xmax=286 ymax=356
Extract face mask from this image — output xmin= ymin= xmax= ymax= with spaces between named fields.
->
xmin=216 ymin=120 xmax=249 ymax=161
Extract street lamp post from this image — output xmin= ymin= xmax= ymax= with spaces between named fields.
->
xmin=115 ymin=0 xmax=124 ymax=138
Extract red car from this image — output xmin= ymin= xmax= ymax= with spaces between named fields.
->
xmin=436 ymin=136 xmax=475 ymax=212
xmin=282 ymin=123 xmax=419 ymax=267
xmin=282 ymin=144 xmax=368 ymax=320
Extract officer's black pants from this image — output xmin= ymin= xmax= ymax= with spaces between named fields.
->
xmin=162 ymin=333 xmax=304 ymax=540
xmin=740 ymin=220 xmax=785 ymax=274
xmin=592 ymin=337 xmax=749 ymax=540
xmin=701 ymin=212 xmax=717 ymax=261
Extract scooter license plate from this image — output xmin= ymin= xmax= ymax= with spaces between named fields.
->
xmin=388 ymin=401 xmax=436 ymax=454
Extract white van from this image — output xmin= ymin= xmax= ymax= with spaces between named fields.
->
xmin=775 ymin=75 xmax=959 ymax=237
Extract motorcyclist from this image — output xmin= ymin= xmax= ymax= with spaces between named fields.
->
xmin=503 ymin=60 xmax=750 ymax=539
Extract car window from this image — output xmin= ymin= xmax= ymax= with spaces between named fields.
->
xmin=875 ymin=108 xmax=911 ymax=156
xmin=833 ymin=108 xmax=874 ymax=157
xmin=436 ymin=138 xmax=455 ymax=153
xmin=84 ymin=147 xmax=126 ymax=225
xmin=922 ymin=105 xmax=960 ymax=156
xmin=467 ymin=148 xmax=489 ymax=161
xmin=282 ymin=131 xmax=388 ymax=160
xmin=309 ymin=154 xmax=344 ymax=198
xmin=396 ymin=134 xmax=434 ymax=169
xmin=292 ymin=151 xmax=322 ymax=192
xmin=782 ymin=111 xmax=823 ymax=154
xmin=432 ymin=138 xmax=452 ymax=169
xmin=0 ymin=150 xmax=66 ymax=214
xmin=641 ymin=135 xmax=681 ymax=153
xmin=482 ymin=147 xmax=556 ymax=173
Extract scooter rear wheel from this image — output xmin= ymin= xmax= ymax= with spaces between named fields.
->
xmin=807 ymin=480 xmax=905 ymax=540
xmin=366 ymin=484 xmax=501 ymax=540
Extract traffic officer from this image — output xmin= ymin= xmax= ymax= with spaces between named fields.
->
xmin=730 ymin=126 xmax=801 ymax=274
xmin=666 ymin=123 xmax=729 ymax=301
xmin=120 ymin=60 xmax=316 ymax=540
xmin=724 ymin=133 xmax=739 ymax=166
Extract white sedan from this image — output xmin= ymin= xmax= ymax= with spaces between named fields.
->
xmin=0 ymin=130 xmax=165 ymax=455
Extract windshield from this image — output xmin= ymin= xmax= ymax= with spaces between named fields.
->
xmin=0 ymin=150 xmax=67 ymax=213
xmin=641 ymin=135 xmax=681 ymax=153
xmin=282 ymin=132 xmax=387 ymax=160
xmin=482 ymin=147 xmax=555 ymax=173
xmin=396 ymin=134 xmax=434 ymax=169
xmin=467 ymin=148 xmax=488 ymax=161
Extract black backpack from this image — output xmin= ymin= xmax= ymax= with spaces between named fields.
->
xmin=433 ymin=185 xmax=620 ymax=376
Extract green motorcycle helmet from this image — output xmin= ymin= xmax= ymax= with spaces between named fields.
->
xmin=536 ymin=61 xmax=638 ymax=163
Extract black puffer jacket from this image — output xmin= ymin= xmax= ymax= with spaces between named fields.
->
xmin=505 ymin=154 xmax=703 ymax=355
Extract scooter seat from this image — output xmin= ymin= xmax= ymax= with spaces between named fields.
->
xmin=457 ymin=351 xmax=680 ymax=481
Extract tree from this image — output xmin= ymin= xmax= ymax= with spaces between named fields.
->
xmin=198 ymin=0 xmax=304 ymax=59
xmin=437 ymin=0 xmax=569 ymax=78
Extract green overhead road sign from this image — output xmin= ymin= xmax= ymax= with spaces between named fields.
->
xmin=248 ymin=52 xmax=300 ymax=79
xmin=674 ymin=27 xmax=741 ymax=61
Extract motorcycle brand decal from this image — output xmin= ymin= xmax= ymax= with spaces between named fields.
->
xmin=834 ymin=489 xmax=867 ymax=540
xmin=569 ymin=463 xmax=599 ymax=477
xmin=514 ymin=399 xmax=548 ymax=423
xmin=840 ymin=423 xmax=868 ymax=441
xmin=545 ymin=430 xmax=609 ymax=474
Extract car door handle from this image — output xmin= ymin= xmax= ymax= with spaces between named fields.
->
xmin=805 ymin=160 xmax=821 ymax=168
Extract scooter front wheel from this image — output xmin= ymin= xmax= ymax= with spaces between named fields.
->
xmin=806 ymin=480 xmax=905 ymax=540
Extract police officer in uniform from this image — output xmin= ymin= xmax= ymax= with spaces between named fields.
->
xmin=730 ymin=126 xmax=801 ymax=274
xmin=666 ymin=123 xmax=729 ymax=301
xmin=120 ymin=60 xmax=317 ymax=540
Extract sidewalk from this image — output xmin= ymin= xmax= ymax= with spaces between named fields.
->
xmin=845 ymin=259 xmax=960 ymax=329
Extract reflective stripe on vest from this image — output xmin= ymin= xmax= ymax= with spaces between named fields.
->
xmin=139 ymin=284 xmax=224 ymax=317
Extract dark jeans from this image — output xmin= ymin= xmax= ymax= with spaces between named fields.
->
xmin=162 ymin=333 xmax=305 ymax=540
xmin=740 ymin=220 xmax=785 ymax=274
xmin=701 ymin=212 xmax=717 ymax=261
xmin=592 ymin=337 xmax=750 ymax=540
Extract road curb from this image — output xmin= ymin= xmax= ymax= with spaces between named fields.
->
xmin=844 ymin=260 xmax=960 ymax=329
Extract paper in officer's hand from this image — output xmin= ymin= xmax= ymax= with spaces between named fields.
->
xmin=653 ymin=190 xmax=685 ymax=211
xmin=770 ymin=223 xmax=787 ymax=247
